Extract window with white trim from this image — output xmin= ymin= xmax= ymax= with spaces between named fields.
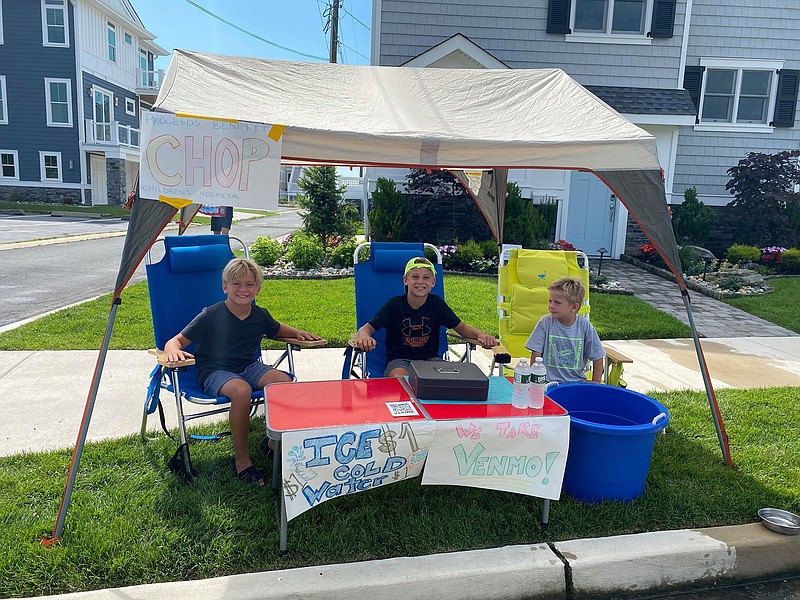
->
xmin=107 ymin=22 xmax=116 ymax=62
xmin=45 ymin=78 xmax=72 ymax=126
xmin=125 ymin=97 xmax=136 ymax=115
xmin=42 ymin=0 xmax=68 ymax=46
xmin=1 ymin=150 xmax=18 ymax=179
xmin=697 ymin=58 xmax=782 ymax=129
xmin=0 ymin=76 xmax=7 ymax=124
xmin=124 ymin=32 xmax=132 ymax=45
xmin=1 ymin=0 xmax=5 ymax=45
xmin=569 ymin=0 xmax=653 ymax=42
xmin=40 ymin=152 xmax=62 ymax=181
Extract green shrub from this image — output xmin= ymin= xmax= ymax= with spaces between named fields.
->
xmin=718 ymin=275 xmax=744 ymax=291
xmin=285 ymin=233 xmax=324 ymax=270
xmin=328 ymin=236 xmax=359 ymax=268
xmin=780 ymin=248 xmax=800 ymax=274
xmin=726 ymin=243 xmax=761 ymax=265
xmin=503 ymin=182 xmax=547 ymax=247
xmin=672 ymin=187 xmax=716 ymax=245
xmin=368 ymin=178 xmax=409 ymax=241
xmin=451 ymin=239 xmax=484 ymax=270
xmin=479 ymin=239 xmax=500 ymax=259
xmin=249 ymin=236 xmax=284 ymax=267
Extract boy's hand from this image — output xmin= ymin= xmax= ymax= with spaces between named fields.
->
xmin=477 ymin=333 xmax=497 ymax=348
xmin=353 ymin=334 xmax=377 ymax=352
xmin=294 ymin=330 xmax=321 ymax=341
xmin=164 ymin=348 xmax=193 ymax=363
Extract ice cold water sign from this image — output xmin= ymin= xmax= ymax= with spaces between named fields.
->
xmin=281 ymin=422 xmax=436 ymax=521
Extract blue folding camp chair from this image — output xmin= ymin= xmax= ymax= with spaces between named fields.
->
xmin=142 ymin=234 xmax=321 ymax=481
xmin=342 ymin=241 xmax=474 ymax=379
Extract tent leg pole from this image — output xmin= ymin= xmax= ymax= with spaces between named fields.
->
xmin=46 ymin=298 xmax=121 ymax=545
xmin=681 ymin=290 xmax=733 ymax=467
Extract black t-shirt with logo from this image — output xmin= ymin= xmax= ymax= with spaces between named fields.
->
xmin=369 ymin=294 xmax=461 ymax=362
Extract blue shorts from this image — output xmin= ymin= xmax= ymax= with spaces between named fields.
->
xmin=384 ymin=358 xmax=446 ymax=377
xmin=202 ymin=362 xmax=273 ymax=397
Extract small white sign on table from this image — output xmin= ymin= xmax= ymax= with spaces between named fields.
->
xmin=421 ymin=416 xmax=570 ymax=500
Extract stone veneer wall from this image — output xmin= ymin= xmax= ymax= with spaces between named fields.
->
xmin=0 ymin=186 xmax=82 ymax=203
xmin=625 ymin=205 xmax=737 ymax=258
xmin=105 ymin=158 xmax=128 ymax=206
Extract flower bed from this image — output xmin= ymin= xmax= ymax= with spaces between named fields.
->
xmin=621 ymin=254 xmax=772 ymax=299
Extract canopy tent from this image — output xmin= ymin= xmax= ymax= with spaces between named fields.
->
xmin=46 ymin=50 xmax=730 ymax=543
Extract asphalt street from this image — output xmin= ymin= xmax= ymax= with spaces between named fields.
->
xmin=645 ymin=575 xmax=800 ymax=599
xmin=0 ymin=209 xmax=302 ymax=328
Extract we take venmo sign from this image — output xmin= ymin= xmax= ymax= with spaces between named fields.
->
xmin=138 ymin=110 xmax=284 ymax=210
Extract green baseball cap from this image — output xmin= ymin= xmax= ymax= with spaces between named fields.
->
xmin=404 ymin=257 xmax=436 ymax=277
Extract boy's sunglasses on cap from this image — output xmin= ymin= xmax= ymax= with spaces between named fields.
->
xmin=404 ymin=257 xmax=436 ymax=277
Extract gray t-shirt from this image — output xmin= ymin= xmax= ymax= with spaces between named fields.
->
xmin=524 ymin=315 xmax=604 ymax=382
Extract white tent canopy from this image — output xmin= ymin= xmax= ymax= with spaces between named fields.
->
xmin=156 ymin=50 xmax=662 ymax=171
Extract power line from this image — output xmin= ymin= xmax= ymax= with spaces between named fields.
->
xmin=182 ymin=0 xmax=327 ymax=61
xmin=341 ymin=5 xmax=370 ymax=31
xmin=340 ymin=42 xmax=369 ymax=61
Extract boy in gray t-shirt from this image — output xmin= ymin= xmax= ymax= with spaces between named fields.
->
xmin=524 ymin=277 xmax=604 ymax=383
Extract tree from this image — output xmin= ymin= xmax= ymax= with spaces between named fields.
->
xmin=296 ymin=166 xmax=358 ymax=249
xmin=726 ymin=150 xmax=800 ymax=247
xmin=502 ymin=182 xmax=547 ymax=247
xmin=403 ymin=169 xmax=491 ymax=242
xmin=671 ymin=186 xmax=716 ymax=246
xmin=368 ymin=177 xmax=409 ymax=241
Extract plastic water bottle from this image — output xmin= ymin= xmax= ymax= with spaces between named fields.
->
xmin=512 ymin=358 xmax=530 ymax=409
xmin=529 ymin=357 xmax=547 ymax=409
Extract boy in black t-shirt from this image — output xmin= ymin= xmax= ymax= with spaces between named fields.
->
xmin=353 ymin=256 xmax=496 ymax=377
xmin=164 ymin=258 xmax=320 ymax=486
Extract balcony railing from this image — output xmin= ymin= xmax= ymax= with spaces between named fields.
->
xmin=84 ymin=119 xmax=140 ymax=148
xmin=136 ymin=68 xmax=164 ymax=94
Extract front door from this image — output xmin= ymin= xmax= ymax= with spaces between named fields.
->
xmin=90 ymin=154 xmax=108 ymax=205
xmin=93 ymin=89 xmax=112 ymax=143
xmin=566 ymin=171 xmax=615 ymax=256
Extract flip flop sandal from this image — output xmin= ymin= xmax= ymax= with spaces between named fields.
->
xmin=229 ymin=458 xmax=265 ymax=487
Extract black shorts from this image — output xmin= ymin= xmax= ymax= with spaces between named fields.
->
xmin=210 ymin=206 xmax=233 ymax=232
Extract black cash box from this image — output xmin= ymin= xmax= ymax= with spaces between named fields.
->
xmin=407 ymin=361 xmax=489 ymax=401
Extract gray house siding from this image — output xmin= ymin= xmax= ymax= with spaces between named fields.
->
xmin=379 ymin=0 xmax=685 ymax=89
xmin=81 ymin=72 xmax=139 ymax=129
xmin=674 ymin=0 xmax=800 ymax=202
xmin=0 ymin=0 xmax=81 ymax=188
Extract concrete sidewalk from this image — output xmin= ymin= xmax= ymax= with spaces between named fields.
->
xmin=2 ymin=337 xmax=799 ymax=457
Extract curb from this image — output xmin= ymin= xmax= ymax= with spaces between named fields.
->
xmin=19 ymin=524 xmax=800 ymax=600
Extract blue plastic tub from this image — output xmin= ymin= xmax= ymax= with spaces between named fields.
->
xmin=547 ymin=383 xmax=669 ymax=503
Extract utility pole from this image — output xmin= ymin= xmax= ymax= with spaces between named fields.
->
xmin=328 ymin=0 xmax=340 ymax=63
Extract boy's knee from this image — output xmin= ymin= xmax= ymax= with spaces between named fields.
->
xmin=259 ymin=369 xmax=292 ymax=388
xmin=221 ymin=378 xmax=251 ymax=402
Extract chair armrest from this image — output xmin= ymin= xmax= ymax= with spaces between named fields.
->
xmin=274 ymin=336 xmax=328 ymax=349
xmin=491 ymin=342 xmax=512 ymax=364
xmin=149 ymin=348 xmax=196 ymax=368
xmin=604 ymin=347 xmax=633 ymax=365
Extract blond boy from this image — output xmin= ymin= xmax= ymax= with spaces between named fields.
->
xmin=164 ymin=258 xmax=320 ymax=486
xmin=525 ymin=277 xmax=604 ymax=383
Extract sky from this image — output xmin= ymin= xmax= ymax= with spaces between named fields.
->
xmin=131 ymin=0 xmax=373 ymax=71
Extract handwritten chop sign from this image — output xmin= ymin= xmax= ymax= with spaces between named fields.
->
xmin=421 ymin=416 xmax=570 ymax=500
xmin=281 ymin=421 xmax=436 ymax=521
xmin=138 ymin=111 xmax=282 ymax=210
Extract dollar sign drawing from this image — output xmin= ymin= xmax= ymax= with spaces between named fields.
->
xmin=378 ymin=426 xmax=397 ymax=455
xmin=283 ymin=479 xmax=299 ymax=501
xmin=399 ymin=422 xmax=419 ymax=452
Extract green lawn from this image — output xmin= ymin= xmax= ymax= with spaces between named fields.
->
xmin=0 ymin=386 xmax=797 ymax=597
xmin=724 ymin=277 xmax=800 ymax=333
xmin=0 ymin=277 xmax=691 ymax=351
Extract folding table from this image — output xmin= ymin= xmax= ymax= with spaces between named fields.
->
xmin=265 ymin=376 xmax=568 ymax=552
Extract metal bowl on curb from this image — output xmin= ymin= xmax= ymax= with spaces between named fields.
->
xmin=758 ymin=508 xmax=800 ymax=535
